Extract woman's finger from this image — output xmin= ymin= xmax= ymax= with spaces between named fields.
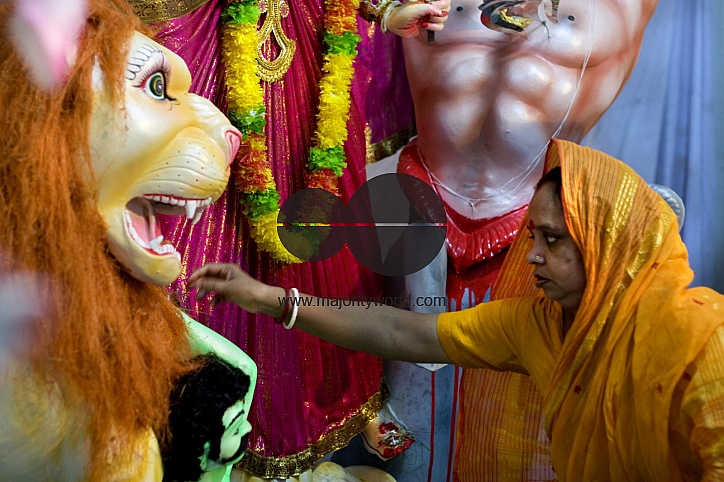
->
xmin=192 ymin=276 xmax=231 ymax=299
xmin=189 ymin=263 xmax=235 ymax=286
xmin=210 ymin=294 xmax=228 ymax=308
xmin=189 ymin=263 xmax=221 ymax=284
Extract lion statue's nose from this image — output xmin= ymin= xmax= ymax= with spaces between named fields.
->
xmin=224 ymin=126 xmax=241 ymax=167
xmin=184 ymin=95 xmax=242 ymax=168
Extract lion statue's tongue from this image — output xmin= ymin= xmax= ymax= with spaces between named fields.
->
xmin=125 ymin=197 xmax=162 ymax=249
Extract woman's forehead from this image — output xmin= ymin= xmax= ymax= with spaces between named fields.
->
xmin=529 ymin=183 xmax=567 ymax=230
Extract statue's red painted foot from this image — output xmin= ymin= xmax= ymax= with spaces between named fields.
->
xmin=361 ymin=407 xmax=415 ymax=460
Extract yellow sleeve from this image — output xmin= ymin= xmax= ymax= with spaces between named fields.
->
xmin=437 ymin=297 xmax=562 ymax=384
xmin=680 ymin=326 xmax=724 ymax=481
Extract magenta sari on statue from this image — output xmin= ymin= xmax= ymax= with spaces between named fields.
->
xmin=149 ymin=1 xmax=409 ymax=477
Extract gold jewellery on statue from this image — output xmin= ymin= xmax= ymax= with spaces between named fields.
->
xmin=256 ymin=0 xmax=296 ymax=82
xmin=358 ymin=0 xmax=398 ymax=24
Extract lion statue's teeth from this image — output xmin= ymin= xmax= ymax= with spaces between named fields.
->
xmin=192 ymin=209 xmax=204 ymax=225
xmin=148 ymin=236 xmax=164 ymax=251
xmin=139 ymin=195 xmax=211 ymax=223
xmin=185 ymin=200 xmax=198 ymax=220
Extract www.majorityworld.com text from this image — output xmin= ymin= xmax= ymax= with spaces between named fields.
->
xmin=277 ymin=294 xmax=448 ymax=310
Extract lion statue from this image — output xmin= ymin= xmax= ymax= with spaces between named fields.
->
xmin=0 ymin=0 xmax=255 ymax=480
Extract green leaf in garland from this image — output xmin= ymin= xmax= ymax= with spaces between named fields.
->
xmin=282 ymin=224 xmax=332 ymax=257
xmin=222 ymin=1 xmax=261 ymax=25
xmin=241 ymin=188 xmax=280 ymax=220
xmin=323 ymin=32 xmax=361 ymax=56
xmin=308 ymin=146 xmax=347 ymax=177
xmin=229 ymin=107 xmax=266 ymax=138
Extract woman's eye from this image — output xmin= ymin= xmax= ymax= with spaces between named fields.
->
xmin=144 ymin=71 xmax=166 ymax=100
xmin=546 ymin=235 xmax=559 ymax=244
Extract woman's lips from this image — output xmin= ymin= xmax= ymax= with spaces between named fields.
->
xmin=534 ymin=275 xmax=549 ymax=288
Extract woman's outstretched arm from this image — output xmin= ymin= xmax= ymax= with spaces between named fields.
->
xmin=188 ymin=263 xmax=452 ymax=364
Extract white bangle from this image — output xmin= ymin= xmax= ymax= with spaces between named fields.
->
xmin=380 ymin=0 xmax=403 ymax=34
xmin=284 ymin=288 xmax=300 ymax=330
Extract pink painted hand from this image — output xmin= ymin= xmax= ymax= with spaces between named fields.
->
xmin=387 ymin=0 xmax=450 ymax=38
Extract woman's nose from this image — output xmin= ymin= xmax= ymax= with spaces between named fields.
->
xmin=526 ymin=249 xmax=544 ymax=265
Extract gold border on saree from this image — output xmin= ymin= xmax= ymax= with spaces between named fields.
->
xmin=235 ymin=383 xmax=389 ymax=478
xmin=366 ymin=124 xmax=417 ymax=165
xmin=128 ymin=0 xmax=210 ymax=24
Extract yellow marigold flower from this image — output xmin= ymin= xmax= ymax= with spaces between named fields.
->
xmin=250 ymin=211 xmax=304 ymax=264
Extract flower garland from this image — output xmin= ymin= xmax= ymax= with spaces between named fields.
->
xmin=222 ymin=0 xmax=361 ymax=264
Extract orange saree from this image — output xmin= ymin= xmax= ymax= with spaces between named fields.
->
xmin=441 ymin=139 xmax=724 ymax=480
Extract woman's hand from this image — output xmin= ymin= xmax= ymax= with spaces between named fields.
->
xmin=188 ymin=263 xmax=279 ymax=315
xmin=387 ymin=0 xmax=450 ymax=39
xmin=188 ymin=265 xmax=450 ymax=364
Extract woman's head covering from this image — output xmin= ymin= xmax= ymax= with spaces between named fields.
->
xmin=493 ymin=139 xmax=724 ymax=480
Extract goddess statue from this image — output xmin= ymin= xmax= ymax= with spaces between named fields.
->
xmin=127 ymin=0 xmax=447 ymax=479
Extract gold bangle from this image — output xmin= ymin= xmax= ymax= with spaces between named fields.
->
xmin=358 ymin=0 xmax=397 ymax=24
xmin=380 ymin=0 xmax=403 ymax=33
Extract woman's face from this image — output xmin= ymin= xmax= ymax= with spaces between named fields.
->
xmin=525 ymin=183 xmax=587 ymax=311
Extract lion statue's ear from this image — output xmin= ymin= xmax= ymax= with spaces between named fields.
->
xmin=7 ymin=0 xmax=86 ymax=90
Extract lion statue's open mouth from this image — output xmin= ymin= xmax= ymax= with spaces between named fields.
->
xmin=124 ymin=195 xmax=215 ymax=260
xmin=92 ymin=32 xmax=240 ymax=285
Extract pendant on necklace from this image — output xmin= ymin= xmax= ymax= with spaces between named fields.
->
xmin=257 ymin=0 xmax=296 ymax=83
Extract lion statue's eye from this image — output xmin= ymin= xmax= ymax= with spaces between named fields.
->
xmin=144 ymin=71 xmax=166 ymax=100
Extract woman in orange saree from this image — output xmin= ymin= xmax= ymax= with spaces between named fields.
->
xmin=190 ymin=138 xmax=724 ymax=479
xmin=445 ymin=138 xmax=724 ymax=480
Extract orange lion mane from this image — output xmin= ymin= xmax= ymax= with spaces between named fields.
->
xmin=0 ymin=0 xmax=194 ymax=476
